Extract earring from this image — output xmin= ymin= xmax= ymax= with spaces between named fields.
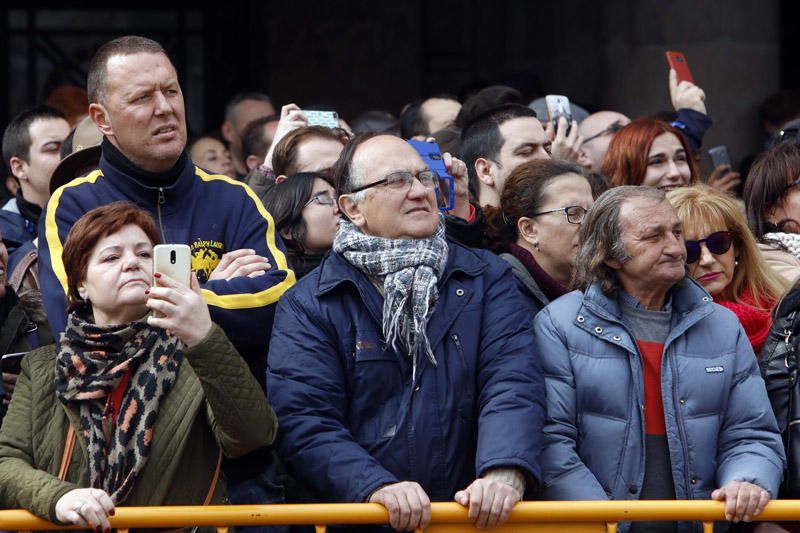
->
xmin=734 ymin=260 xmax=739 ymax=267
xmin=533 ymin=242 xmax=540 ymax=251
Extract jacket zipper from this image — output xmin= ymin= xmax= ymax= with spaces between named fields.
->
xmin=156 ymin=187 xmax=167 ymax=241
xmin=668 ymin=344 xmax=693 ymax=500
xmin=452 ymin=334 xmax=465 ymax=368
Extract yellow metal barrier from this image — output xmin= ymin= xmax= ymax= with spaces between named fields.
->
xmin=1 ymin=501 xmax=800 ymax=532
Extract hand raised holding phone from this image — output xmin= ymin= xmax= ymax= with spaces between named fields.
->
xmin=147 ymin=245 xmax=212 ymax=347
xmin=146 ymin=271 xmax=212 ymax=348
xmin=666 ymin=51 xmax=706 ymax=114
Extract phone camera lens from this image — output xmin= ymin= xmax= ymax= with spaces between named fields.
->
xmin=170 ymin=250 xmax=176 ymax=264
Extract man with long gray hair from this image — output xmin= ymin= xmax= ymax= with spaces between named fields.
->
xmin=535 ymin=186 xmax=784 ymax=532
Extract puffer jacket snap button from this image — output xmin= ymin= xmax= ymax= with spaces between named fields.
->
xmin=594 ymin=326 xmax=603 ymax=334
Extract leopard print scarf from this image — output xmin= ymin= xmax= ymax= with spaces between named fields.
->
xmin=54 ymin=309 xmax=182 ymax=504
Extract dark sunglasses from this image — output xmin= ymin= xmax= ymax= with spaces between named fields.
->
xmin=684 ymin=231 xmax=735 ymax=264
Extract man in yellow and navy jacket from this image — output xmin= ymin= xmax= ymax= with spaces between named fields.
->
xmin=37 ymin=35 xmax=294 ymax=527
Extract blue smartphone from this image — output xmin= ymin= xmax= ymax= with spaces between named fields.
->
xmin=407 ymin=140 xmax=455 ymax=211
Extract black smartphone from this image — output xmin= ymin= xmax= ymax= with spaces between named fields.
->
xmin=1 ymin=352 xmax=27 ymax=375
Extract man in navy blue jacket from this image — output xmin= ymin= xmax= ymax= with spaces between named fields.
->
xmin=37 ymin=35 xmax=295 ymax=520
xmin=268 ymin=133 xmax=545 ymax=531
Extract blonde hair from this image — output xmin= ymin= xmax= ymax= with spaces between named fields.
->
xmin=667 ymin=185 xmax=787 ymax=309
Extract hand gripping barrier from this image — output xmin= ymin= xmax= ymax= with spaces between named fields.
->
xmin=1 ymin=501 xmax=800 ymax=532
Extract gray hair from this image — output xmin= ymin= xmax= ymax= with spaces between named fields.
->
xmin=332 ymin=132 xmax=380 ymax=210
xmin=572 ymin=186 xmax=666 ymax=295
xmin=224 ymin=91 xmax=272 ymax=121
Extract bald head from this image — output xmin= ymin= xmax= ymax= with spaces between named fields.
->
xmin=351 ymin=135 xmax=424 ymax=189
xmin=578 ymin=111 xmax=631 ymax=172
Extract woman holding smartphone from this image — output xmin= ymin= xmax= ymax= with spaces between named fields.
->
xmin=0 ymin=202 xmax=276 ymax=530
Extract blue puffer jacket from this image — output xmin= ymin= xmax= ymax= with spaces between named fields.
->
xmin=268 ymin=241 xmax=545 ymax=504
xmin=534 ymin=279 xmax=784 ymax=532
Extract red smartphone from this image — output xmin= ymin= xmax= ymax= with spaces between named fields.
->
xmin=665 ymin=51 xmax=694 ymax=84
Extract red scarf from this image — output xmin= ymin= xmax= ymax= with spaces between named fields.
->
xmin=715 ymin=289 xmax=774 ymax=356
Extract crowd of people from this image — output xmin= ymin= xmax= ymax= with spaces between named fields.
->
xmin=0 ymin=33 xmax=800 ymax=533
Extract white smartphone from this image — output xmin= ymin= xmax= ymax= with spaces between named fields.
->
xmin=544 ymin=94 xmax=573 ymax=133
xmin=300 ymin=110 xmax=340 ymax=128
xmin=153 ymin=244 xmax=191 ymax=287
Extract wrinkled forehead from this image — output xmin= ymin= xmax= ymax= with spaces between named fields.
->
xmin=352 ymin=136 xmax=426 ymax=181
xmin=620 ymin=197 xmax=678 ymax=231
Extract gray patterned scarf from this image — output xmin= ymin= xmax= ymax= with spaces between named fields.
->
xmin=333 ymin=217 xmax=448 ymax=377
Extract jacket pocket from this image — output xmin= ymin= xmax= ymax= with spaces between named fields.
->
xmin=350 ymin=344 xmax=406 ymax=445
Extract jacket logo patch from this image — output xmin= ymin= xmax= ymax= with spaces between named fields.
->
xmin=705 ymin=366 xmax=724 ymax=373
xmin=191 ymin=239 xmax=224 ymax=283
xmin=356 ymin=340 xmax=379 ymax=352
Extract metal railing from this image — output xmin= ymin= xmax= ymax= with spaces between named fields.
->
xmin=2 ymin=501 xmax=800 ymax=532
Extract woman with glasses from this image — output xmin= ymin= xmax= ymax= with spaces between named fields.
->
xmin=261 ymin=172 xmax=340 ymax=279
xmin=484 ymin=159 xmax=593 ymax=318
xmin=602 ymin=118 xmax=699 ymax=191
xmin=668 ymin=185 xmax=787 ymax=353
xmin=744 ymin=142 xmax=800 ymax=285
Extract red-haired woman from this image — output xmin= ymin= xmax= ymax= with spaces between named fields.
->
xmin=602 ymin=118 xmax=699 ymax=191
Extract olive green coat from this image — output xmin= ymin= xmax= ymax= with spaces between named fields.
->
xmin=0 ymin=323 xmax=277 ymax=522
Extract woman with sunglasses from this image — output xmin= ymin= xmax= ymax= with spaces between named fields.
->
xmin=261 ymin=172 xmax=340 ymax=279
xmin=744 ymin=142 xmax=800 ymax=284
xmin=668 ymin=185 xmax=787 ymax=353
xmin=484 ymin=159 xmax=593 ymax=318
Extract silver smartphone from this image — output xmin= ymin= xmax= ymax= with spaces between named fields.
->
xmin=708 ymin=145 xmax=731 ymax=169
xmin=544 ymin=94 xmax=573 ymax=134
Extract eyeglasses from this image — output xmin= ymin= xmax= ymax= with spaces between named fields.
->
xmin=529 ymin=205 xmax=587 ymax=225
xmin=783 ymin=177 xmax=800 ymax=195
xmin=582 ymin=120 xmax=625 ymax=144
xmin=684 ymin=231 xmax=735 ymax=264
xmin=349 ymin=169 xmax=439 ymax=194
xmin=304 ymin=191 xmax=336 ymax=207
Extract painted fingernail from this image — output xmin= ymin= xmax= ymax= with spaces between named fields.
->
xmin=110 ymin=509 xmax=115 ymax=516
xmin=144 ymin=289 xmax=150 ymax=295
xmin=154 ymin=272 xmax=161 ymax=278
